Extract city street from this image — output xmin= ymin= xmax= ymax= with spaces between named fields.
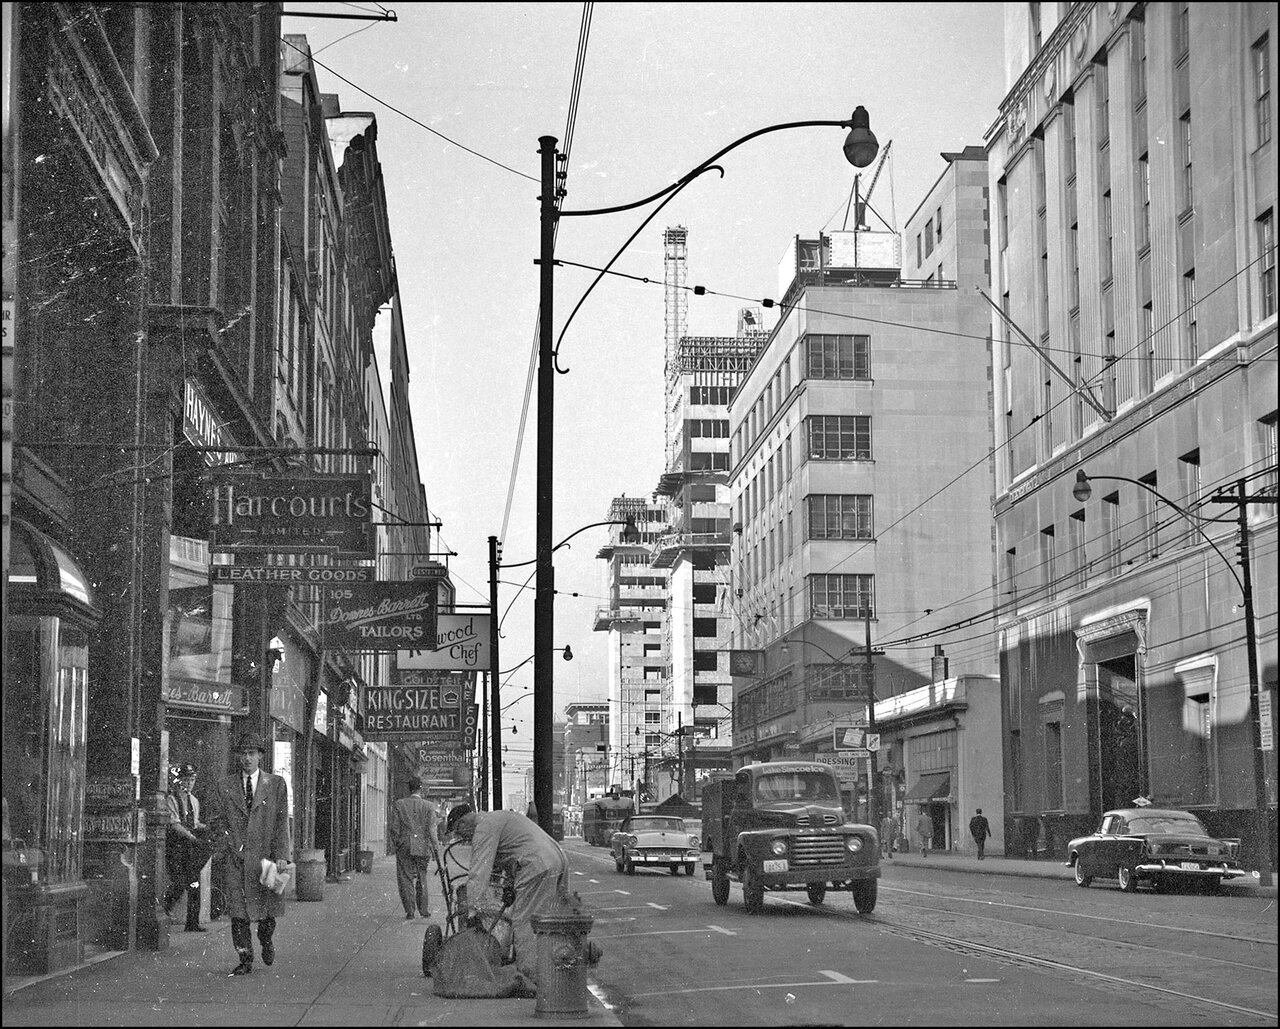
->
xmin=570 ymin=840 xmax=1279 ymax=1027
xmin=5 ymin=842 xmax=1274 ymax=1026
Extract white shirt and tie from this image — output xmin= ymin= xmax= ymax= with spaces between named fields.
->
xmin=243 ymin=770 xmax=260 ymax=809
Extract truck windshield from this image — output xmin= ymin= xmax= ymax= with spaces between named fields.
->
xmin=754 ymin=772 xmax=840 ymax=804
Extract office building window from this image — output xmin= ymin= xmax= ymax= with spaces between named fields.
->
xmin=1259 ymin=210 xmax=1276 ymax=318
xmin=806 ymin=494 xmax=873 ymax=540
xmin=1139 ymin=471 xmax=1159 ymax=559
xmin=805 ymin=415 xmax=872 ymax=461
xmin=1256 ymin=35 xmax=1272 ymax=146
xmin=1004 ymin=547 xmax=1018 ymax=603
xmin=809 ymin=574 xmax=874 ymax=620
xmin=1101 ymin=190 xmax=1113 ymax=281
xmin=1180 ymin=112 xmax=1193 ymax=211
xmin=1040 ymin=525 xmax=1056 ymax=594
xmin=1102 ymin=491 xmax=1121 ymax=574
xmin=1097 ymin=60 xmax=1110 ymax=144
xmin=936 ymin=206 xmax=943 ymax=241
xmin=1175 ymin=3 xmax=1190 ymax=60
xmin=1043 ymin=720 xmax=1064 ymax=810
xmin=1132 ymin=20 xmax=1147 ymax=104
xmin=925 ymin=220 xmax=934 ymax=257
xmin=1179 ymin=450 xmax=1201 ymax=548
xmin=806 ymin=333 xmax=871 ymax=379
xmin=1184 ymin=269 xmax=1198 ymax=358
xmin=1137 ymin=153 xmax=1151 ymax=249
xmin=1069 ymin=508 xmax=1088 ymax=587
xmin=1258 ymin=414 xmax=1279 ymax=507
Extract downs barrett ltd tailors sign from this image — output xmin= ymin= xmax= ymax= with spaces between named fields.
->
xmin=320 ymin=583 xmax=437 ymax=651
xmin=209 ymin=472 xmax=373 ymax=558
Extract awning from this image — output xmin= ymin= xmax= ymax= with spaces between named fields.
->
xmin=8 ymin=518 xmax=99 ymax=615
xmin=905 ymin=771 xmax=951 ymax=803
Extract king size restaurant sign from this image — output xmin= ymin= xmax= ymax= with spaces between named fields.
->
xmin=210 ymin=472 xmax=373 ymax=558
xmin=364 ymin=671 xmax=471 ymax=741
xmin=320 ymin=583 xmax=437 ymax=651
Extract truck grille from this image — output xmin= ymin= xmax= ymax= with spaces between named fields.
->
xmin=795 ymin=814 xmax=841 ymax=826
xmin=791 ymin=834 xmax=848 ymax=866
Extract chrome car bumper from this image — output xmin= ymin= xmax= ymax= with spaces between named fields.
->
xmin=1135 ymin=860 xmax=1244 ymax=878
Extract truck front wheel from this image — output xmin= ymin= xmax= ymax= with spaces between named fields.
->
xmin=741 ymin=861 xmax=765 ymax=914
xmin=851 ymin=879 xmax=877 ymax=914
xmin=711 ymin=859 xmax=730 ymax=906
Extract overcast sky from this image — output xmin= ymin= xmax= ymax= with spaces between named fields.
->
xmin=284 ymin=2 xmax=1007 ymax=782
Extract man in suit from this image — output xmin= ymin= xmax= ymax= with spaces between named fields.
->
xmin=206 ymin=732 xmax=292 ymax=976
xmin=389 ymin=776 xmax=440 ymax=919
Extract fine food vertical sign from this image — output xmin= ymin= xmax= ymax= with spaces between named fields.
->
xmin=320 ymin=583 xmax=437 ymax=651
xmin=209 ymin=472 xmax=373 ymax=558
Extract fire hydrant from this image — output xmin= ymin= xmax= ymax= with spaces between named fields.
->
xmin=530 ymin=893 xmax=601 ymax=1018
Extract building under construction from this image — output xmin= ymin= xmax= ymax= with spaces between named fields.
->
xmin=650 ymin=226 xmax=768 ymax=801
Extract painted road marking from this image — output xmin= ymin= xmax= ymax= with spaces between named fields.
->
xmin=706 ymin=925 xmax=737 ymax=936
xmin=576 ymin=889 xmax=631 ymax=896
xmin=646 ymin=902 xmax=668 ymax=910
xmin=965 ymin=979 xmax=1001 ymax=984
xmin=632 ymin=972 xmax=878 ymax=997
xmin=593 ymin=927 xmax=747 ymax=940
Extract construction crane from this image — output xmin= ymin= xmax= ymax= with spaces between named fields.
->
xmin=842 ymin=139 xmax=893 ymax=231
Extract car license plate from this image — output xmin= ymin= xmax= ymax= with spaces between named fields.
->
xmin=1180 ymin=861 xmax=1200 ymax=871
xmin=763 ymin=859 xmax=788 ymax=873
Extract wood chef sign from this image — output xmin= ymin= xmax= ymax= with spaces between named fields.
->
xmin=320 ymin=583 xmax=437 ymax=651
xmin=209 ymin=472 xmax=374 ymax=558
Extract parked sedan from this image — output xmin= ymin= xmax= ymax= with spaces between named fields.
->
xmin=611 ymin=815 xmax=701 ymax=876
xmin=1066 ymin=807 xmax=1245 ymax=893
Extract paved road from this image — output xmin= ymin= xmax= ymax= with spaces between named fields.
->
xmin=565 ymin=839 xmax=1278 ymax=1027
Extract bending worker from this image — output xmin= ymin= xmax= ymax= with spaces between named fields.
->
xmin=445 ymin=804 xmax=569 ymax=987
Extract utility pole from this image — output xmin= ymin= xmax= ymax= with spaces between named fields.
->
xmin=1207 ymin=478 xmax=1276 ymax=888
xmin=488 ymin=535 xmax=502 ymax=809
xmin=865 ymin=609 xmax=880 ymax=829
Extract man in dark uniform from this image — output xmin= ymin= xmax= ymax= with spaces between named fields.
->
xmin=969 ymin=808 xmax=992 ymax=860
xmin=207 ymin=733 xmax=291 ymax=976
xmin=164 ymin=764 xmax=211 ymax=932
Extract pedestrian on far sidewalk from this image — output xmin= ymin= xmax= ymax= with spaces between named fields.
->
xmin=915 ymin=809 xmax=934 ymax=857
xmin=969 ymin=808 xmax=992 ymax=860
xmin=206 ymin=733 xmax=291 ymax=977
xmin=389 ymin=776 xmax=440 ymax=919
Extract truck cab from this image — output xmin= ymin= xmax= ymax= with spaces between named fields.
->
xmin=703 ymin=762 xmax=880 ymax=914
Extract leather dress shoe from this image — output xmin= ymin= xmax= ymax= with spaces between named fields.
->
xmin=184 ymin=925 xmax=207 ymax=933
xmin=261 ymin=941 xmax=275 ymax=966
xmin=229 ymin=962 xmax=254 ymax=976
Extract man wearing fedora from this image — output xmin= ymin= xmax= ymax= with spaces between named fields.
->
xmin=207 ymin=732 xmax=291 ymax=976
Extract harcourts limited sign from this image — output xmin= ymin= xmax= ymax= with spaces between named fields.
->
xmin=210 ymin=472 xmax=373 ymax=558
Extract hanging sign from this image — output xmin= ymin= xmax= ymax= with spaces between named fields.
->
xmin=398 ymin=614 xmax=491 ymax=671
xmin=320 ymin=583 xmax=437 ymax=651
xmin=209 ymin=472 xmax=373 ymax=558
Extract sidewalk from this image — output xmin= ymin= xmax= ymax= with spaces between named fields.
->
xmin=2 ymin=855 xmax=621 ymax=1027
xmin=883 ymin=848 xmax=1278 ymax=898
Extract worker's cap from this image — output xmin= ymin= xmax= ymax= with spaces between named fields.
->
xmin=446 ymin=804 xmax=474 ymax=834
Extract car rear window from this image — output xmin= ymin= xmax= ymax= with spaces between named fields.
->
xmin=1127 ymin=813 xmax=1208 ymax=835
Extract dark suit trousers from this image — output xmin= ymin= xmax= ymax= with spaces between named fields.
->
xmin=395 ymin=852 xmax=432 ymax=916
xmin=231 ymin=916 xmax=276 ymax=963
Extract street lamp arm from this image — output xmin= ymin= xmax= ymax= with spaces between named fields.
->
xmin=500 ymin=519 xmax=637 ymax=569
xmin=1074 ymin=472 xmax=1246 ymax=599
xmin=558 ymin=118 xmax=857 ymax=219
xmin=552 ymin=163 xmax=725 ymax=370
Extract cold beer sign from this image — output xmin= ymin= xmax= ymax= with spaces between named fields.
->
xmin=320 ymin=583 xmax=437 ymax=651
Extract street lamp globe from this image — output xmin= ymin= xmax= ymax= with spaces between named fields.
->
xmin=843 ymin=106 xmax=879 ymax=168
xmin=1072 ymin=469 xmax=1093 ymax=502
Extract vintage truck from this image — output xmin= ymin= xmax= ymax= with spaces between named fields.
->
xmin=703 ymin=761 xmax=880 ymax=914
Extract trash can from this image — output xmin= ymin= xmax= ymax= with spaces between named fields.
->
xmin=294 ymin=848 xmax=325 ymax=902
xmin=356 ymin=849 xmax=374 ymax=874
xmin=530 ymin=895 xmax=599 ymax=1019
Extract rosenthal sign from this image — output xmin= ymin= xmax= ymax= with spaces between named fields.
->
xmin=210 ymin=472 xmax=373 ymax=558
xmin=320 ymin=583 xmax=437 ymax=651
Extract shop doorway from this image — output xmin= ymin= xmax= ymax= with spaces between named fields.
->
xmin=1098 ymin=654 xmax=1145 ymax=809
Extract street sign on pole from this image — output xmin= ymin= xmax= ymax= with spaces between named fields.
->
xmin=834 ymin=726 xmax=865 ymax=751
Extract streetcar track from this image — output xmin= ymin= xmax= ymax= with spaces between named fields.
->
xmin=881 ymin=882 xmax=1277 ymax=947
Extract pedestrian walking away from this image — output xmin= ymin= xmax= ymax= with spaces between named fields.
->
xmin=879 ymin=813 xmax=897 ymax=859
xmin=445 ymin=804 xmax=570 ymax=990
xmin=915 ymin=809 xmax=934 ymax=857
xmin=206 ymin=732 xmax=292 ymax=976
xmin=164 ymin=763 xmax=212 ymax=932
xmin=969 ymin=808 xmax=992 ymax=860
xmin=390 ymin=775 xmax=441 ymax=919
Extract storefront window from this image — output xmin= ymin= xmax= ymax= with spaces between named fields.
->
xmin=3 ymin=617 xmax=88 ymax=884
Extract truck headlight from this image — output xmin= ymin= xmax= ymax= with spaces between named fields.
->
xmin=770 ymin=839 xmax=788 ymax=856
xmin=846 ymin=836 xmax=863 ymax=853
